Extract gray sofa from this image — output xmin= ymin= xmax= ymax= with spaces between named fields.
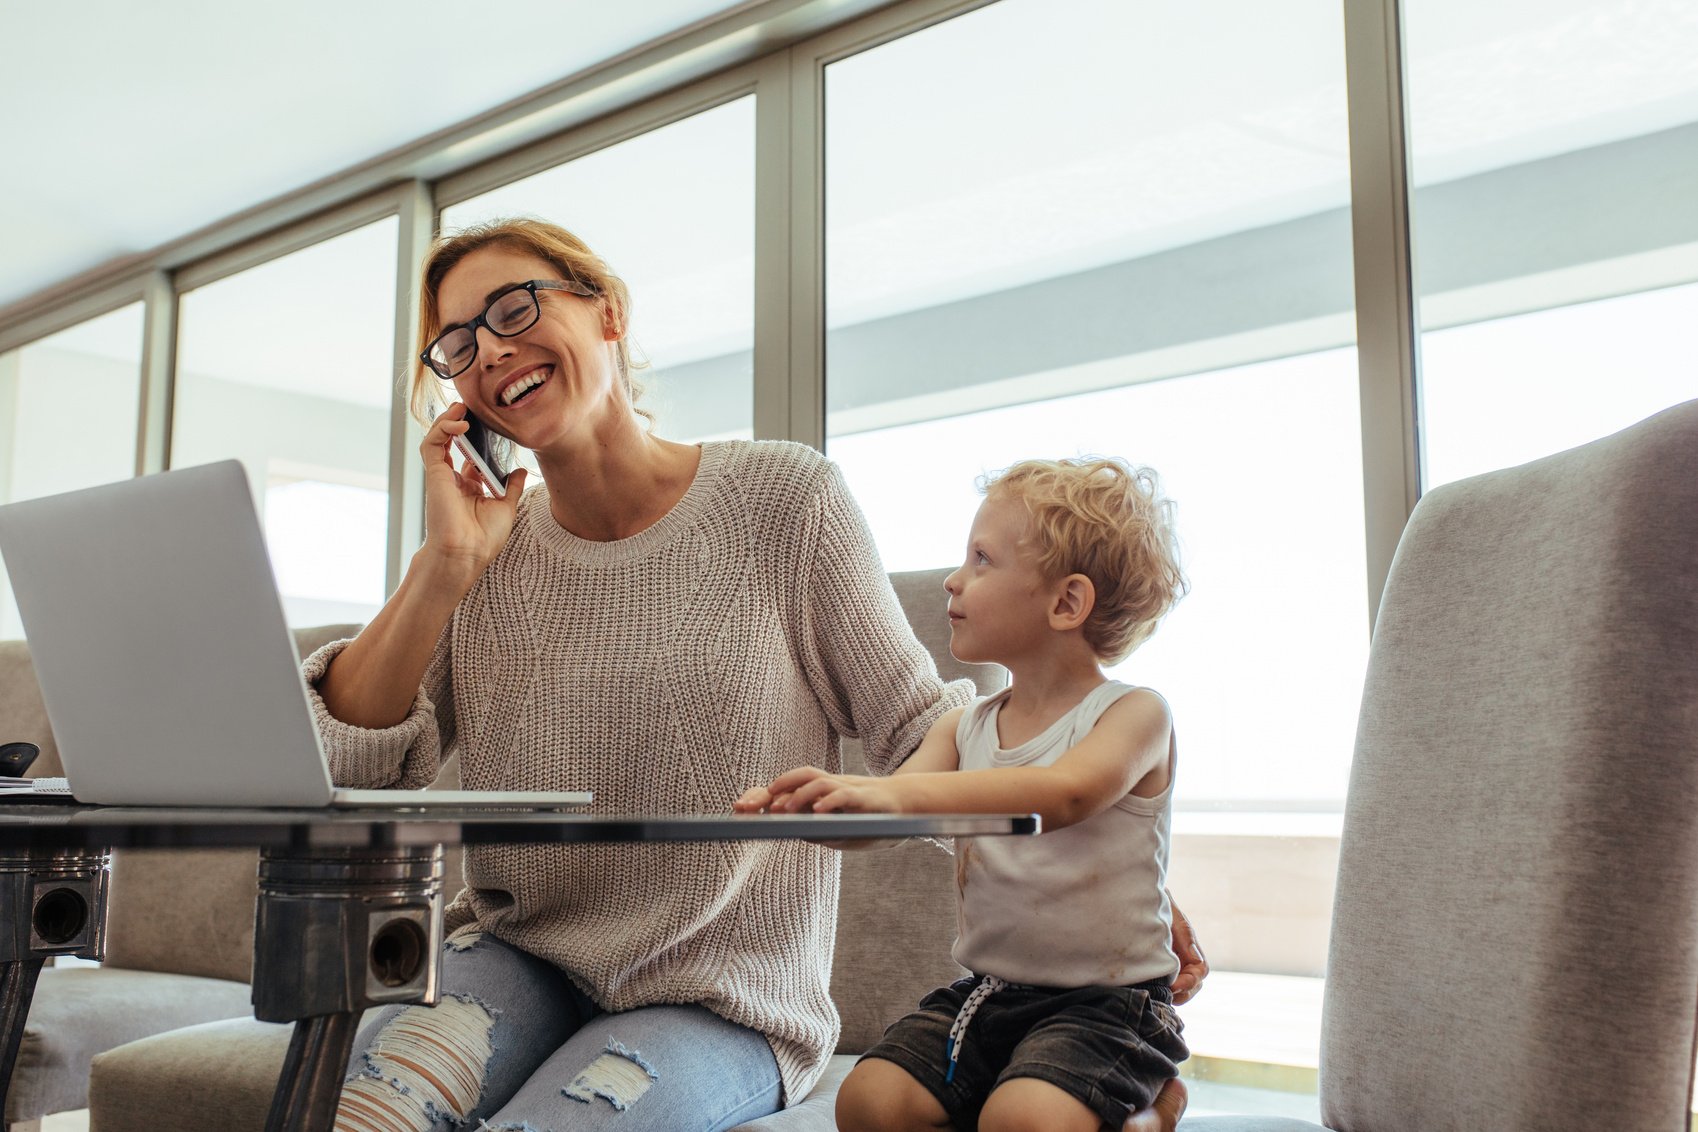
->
xmin=81 ymin=569 xmax=1007 ymax=1131
xmin=0 ymin=623 xmax=361 ymax=1131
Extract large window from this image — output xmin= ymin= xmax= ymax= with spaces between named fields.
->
xmin=173 ymin=218 xmax=399 ymax=628
xmin=824 ymin=0 xmax=1365 ymax=811
xmin=1406 ymin=0 xmax=1698 ymax=486
xmin=442 ymin=97 xmax=756 ymax=445
xmin=822 ymin=3 xmax=1359 ymax=1115
xmin=0 ymin=303 xmax=144 ymax=639
xmin=833 ymin=354 xmax=1368 ymax=807
xmin=1421 ymin=284 xmax=1698 ymax=488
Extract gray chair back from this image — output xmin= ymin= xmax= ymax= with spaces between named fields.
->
xmin=887 ymin=565 xmax=1005 ymax=695
xmin=1320 ymin=401 xmax=1698 ymax=1130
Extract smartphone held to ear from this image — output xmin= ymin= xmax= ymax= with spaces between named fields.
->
xmin=453 ymin=411 xmax=512 ymax=498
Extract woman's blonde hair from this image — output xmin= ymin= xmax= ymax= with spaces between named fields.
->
xmin=981 ymin=456 xmax=1187 ymax=664
xmin=407 ymin=217 xmax=648 ymax=424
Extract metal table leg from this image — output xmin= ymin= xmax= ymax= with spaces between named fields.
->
xmin=0 ymin=847 xmax=110 ymax=1118
xmin=266 ymin=1014 xmax=362 ymax=1132
xmin=254 ymin=845 xmax=443 ymax=1132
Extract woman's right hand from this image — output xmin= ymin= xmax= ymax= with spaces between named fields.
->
xmin=419 ymin=402 xmax=529 ymax=587
xmin=319 ymin=401 xmax=526 ymax=729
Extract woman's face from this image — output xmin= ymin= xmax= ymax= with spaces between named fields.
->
xmin=436 ymin=244 xmax=618 ymax=452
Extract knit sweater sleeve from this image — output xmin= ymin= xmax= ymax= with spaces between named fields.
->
xmin=793 ymin=459 xmax=974 ymax=775
xmin=299 ymin=622 xmax=457 ymax=790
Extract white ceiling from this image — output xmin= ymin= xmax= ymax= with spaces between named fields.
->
xmin=0 ymin=0 xmax=750 ymax=311
xmin=6 ymin=0 xmax=1697 ymax=398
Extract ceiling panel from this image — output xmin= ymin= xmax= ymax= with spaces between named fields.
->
xmin=0 ymin=0 xmax=750 ymax=310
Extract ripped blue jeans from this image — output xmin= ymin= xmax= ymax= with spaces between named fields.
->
xmin=334 ymin=932 xmax=782 ymax=1132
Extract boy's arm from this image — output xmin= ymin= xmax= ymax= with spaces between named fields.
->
xmin=891 ymin=705 xmax=964 ymax=776
xmin=758 ymin=690 xmax=1171 ymax=831
xmin=732 ymin=707 xmax=963 ymax=816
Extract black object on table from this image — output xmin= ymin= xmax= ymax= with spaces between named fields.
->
xmin=0 ymin=744 xmax=39 ymax=778
xmin=0 ymin=804 xmax=1037 ymax=1132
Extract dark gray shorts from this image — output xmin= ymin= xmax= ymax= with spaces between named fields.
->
xmin=861 ymin=974 xmax=1187 ymax=1129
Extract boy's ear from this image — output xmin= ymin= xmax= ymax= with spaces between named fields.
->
xmin=1049 ymin=574 xmax=1095 ymax=632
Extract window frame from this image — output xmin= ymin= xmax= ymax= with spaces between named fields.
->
xmin=0 ymin=0 xmax=1426 ymax=631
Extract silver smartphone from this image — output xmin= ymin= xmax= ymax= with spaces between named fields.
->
xmin=455 ymin=410 xmax=511 ymax=498
xmin=433 ymin=395 xmax=512 ymax=498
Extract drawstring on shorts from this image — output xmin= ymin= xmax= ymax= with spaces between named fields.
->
xmin=943 ymin=974 xmax=1006 ymax=1083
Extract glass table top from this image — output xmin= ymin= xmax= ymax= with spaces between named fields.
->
xmin=0 ymin=804 xmax=1039 ymax=850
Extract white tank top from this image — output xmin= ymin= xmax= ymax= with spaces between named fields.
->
xmin=951 ymin=680 xmax=1179 ymax=988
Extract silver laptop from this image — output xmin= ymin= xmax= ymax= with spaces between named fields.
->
xmin=0 ymin=460 xmax=590 ymax=810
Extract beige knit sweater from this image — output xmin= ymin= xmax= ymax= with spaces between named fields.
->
xmin=302 ymin=440 xmax=969 ymax=1105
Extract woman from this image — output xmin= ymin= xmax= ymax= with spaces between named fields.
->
xmin=310 ymin=217 xmax=1205 ymax=1132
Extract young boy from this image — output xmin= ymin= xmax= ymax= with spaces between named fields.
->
xmin=737 ymin=456 xmax=1190 ymax=1132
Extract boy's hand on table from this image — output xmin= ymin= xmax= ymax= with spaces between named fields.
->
xmin=732 ymin=785 xmax=777 ymax=813
xmin=732 ymin=773 xmax=904 ymax=850
xmin=738 ymin=766 xmax=905 ymax=814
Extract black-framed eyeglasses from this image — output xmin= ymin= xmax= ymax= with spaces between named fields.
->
xmin=421 ymin=278 xmax=596 ymax=381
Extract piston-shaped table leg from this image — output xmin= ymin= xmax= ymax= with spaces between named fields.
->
xmin=0 ymin=847 xmax=110 ymax=1115
xmin=254 ymin=845 xmax=444 ymax=1132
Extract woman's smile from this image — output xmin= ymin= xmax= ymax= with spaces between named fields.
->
xmin=497 ymin=363 xmax=553 ymax=407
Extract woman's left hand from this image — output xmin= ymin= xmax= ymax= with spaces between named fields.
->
xmin=1168 ymin=895 xmax=1209 ymax=1005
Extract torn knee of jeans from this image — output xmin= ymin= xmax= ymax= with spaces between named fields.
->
xmin=561 ymin=1038 xmax=660 ymax=1112
xmin=445 ymin=930 xmax=485 ymax=953
xmin=334 ymin=995 xmax=498 ymax=1132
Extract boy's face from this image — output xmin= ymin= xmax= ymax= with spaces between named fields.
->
xmin=943 ymin=496 xmax=1055 ymax=664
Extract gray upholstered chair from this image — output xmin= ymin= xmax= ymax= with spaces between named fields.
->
xmin=0 ymin=623 xmax=362 ymax=1131
xmin=86 ymin=569 xmax=1005 ymax=1131
xmin=1182 ymin=399 xmax=1698 ymax=1131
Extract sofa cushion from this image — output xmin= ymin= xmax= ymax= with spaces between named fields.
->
xmin=92 ymin=1020 xmax=851 ymax=1132
xmin=8 ymin=967 xmax=252 ymax=1123
xmin=89 ymin=1014 xmax=298 ymax=1132
xmin=102 ymin=848 xmax=259 ymax=983
xmin=91 ymin=1030 xmax=1332 ymax=1132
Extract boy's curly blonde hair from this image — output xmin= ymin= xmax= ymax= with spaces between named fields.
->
xmin=981 ymin=456 xmax=1187 ymax=664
